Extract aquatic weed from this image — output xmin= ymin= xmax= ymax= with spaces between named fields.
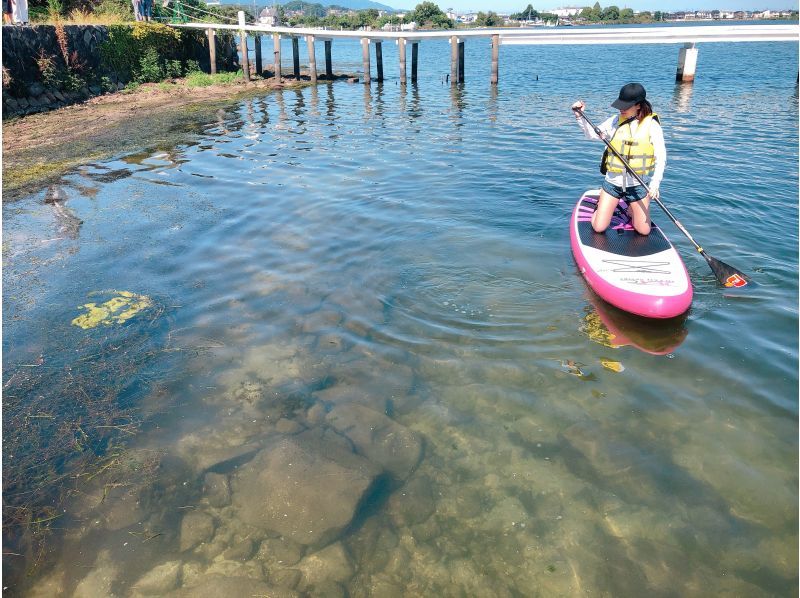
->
xmin=2 ymin=297 xmax=174 ymax=581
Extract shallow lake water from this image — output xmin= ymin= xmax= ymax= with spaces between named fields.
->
xmin=3 ymin=28 xmax=798 ymax=597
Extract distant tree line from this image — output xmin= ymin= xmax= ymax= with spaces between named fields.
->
xmin=579 ymin=2 xmax=643 ymax=22
xmin=272 ymin=0 xmax=798 ymax=30
xmin=282 ymin=0 xmax=453 ymax=28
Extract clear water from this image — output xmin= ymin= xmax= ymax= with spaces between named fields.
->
xmin=3 ymin=28 xmax=798 ymax=596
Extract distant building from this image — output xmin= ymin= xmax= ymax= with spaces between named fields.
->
xmin=549 ymin=6 xmax=581 ymax=17
xmin=258 ymin=6 xmax=281 ymax=25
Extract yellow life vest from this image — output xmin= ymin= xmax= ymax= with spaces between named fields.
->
xmin=603 ymin=113 xmax=660 ymax=176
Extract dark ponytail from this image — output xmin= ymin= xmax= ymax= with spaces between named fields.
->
xmin=637 ymin=99 xmax=653 ymax=121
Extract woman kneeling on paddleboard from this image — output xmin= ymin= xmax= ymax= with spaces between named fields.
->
xmin=571 ymin=82 xmax=666 ymax=236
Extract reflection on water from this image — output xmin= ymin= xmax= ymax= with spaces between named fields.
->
xmin=3 ymin=36 xmax=798 ymax=597
xmin=583 ymin=291 xmax=689 ymax=355
xmin=672 ymin=82 xmax=694 ymax=113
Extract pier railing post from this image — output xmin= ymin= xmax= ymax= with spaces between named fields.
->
xmin=325 ymin=40 xmax=333 ymax=79
xmin=375 ymin=41 xmax=384 ymax=82
xmin=273 ymin=33 xmax=281 ymax=80
xmin=490 ymin=34 xmax=499 ymax=85
xmin=254 ymin=34 xmax=262 ymax=76
xmin=458 ymin=40 xmax=464 ymax=83
xmin=411 ymin=42 xmax=418 ymax=83
xmin=398 ymin=38 xmax=406 ymax=84
xmin=292 ymin=37 xmax=300 ymax=79
xmin=450 ymin=35 xmax=458 ymax=85
xmin=307 ymin=35 xmax=317 ymax=82
xmin=237 ymin=11 xmax=250 ymax=82
xmin=676 ymin=42 xmax=698 ymax=83
xmin=361 ymin=37 xmax=371 ymax=84
xmin=207 ymin=28 xmax=217 ymax=75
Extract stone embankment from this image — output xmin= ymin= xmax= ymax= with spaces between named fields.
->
xmin=1 ymin=24 xmax=237 ymax=118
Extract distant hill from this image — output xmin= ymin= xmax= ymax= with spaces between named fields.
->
xmin=213 ymin=0 xmax=400 ymax=11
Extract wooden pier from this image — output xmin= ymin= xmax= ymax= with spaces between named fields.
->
xmin=175 ymin=21 xmax=799 ymax=85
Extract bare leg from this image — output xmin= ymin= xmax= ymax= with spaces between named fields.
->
xmin=628 ymin=197 xmax=651 ymax=235
xmin=590 ymin=189 xmax=620 ymax=233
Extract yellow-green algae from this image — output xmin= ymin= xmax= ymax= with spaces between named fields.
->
xmin=600 ymin=358 xmax=625 ymax=373
xmin=580 ymin=311 xmax=621 ymax=349
xmin=72 ymin=290 xmax=153 ymax=329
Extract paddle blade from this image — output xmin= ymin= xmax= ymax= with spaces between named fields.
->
xmin=703 ymin=253 xmax=749 ymax=288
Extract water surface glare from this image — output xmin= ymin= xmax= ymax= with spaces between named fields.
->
xmin=3 ymin=34 xmax=798 ymax=597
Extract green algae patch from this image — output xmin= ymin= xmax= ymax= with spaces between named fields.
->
xmin=72 ymin=290 xmax=154 ymax=329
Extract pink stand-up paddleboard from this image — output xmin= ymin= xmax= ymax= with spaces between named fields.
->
xmin=571 ymin=189 xmax=692 ymax=319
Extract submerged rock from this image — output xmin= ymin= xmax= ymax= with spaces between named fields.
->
xmin=172 ymin=575 xmax=298 ymax=598
xmin=222 ymin=537 xmax=256 ymax=561
xmin=386 ymin=474 xmax=436 ymax=527
xmin=180 ymin=511 xmax=216 ymax=552
xmin=202 ymin=472 xmax=231 ymax=508
xmin=270 ymin=568 xmax=302 ymax=589
xmin=232 ymin=428 xmax=381 ymax=546
xmin=72 ymin=549 xmax=119 ymax=598
xmin=131 ymin=560 xmax=182 ymax=595
xmin=297 ymin=542 xmax=354 ymax=588
xmin=258 ymin=537 xmax=306 ymax=568
xmin=174 ymin=427 xmax=261 ymax=473
xmin=325 ymin=404 xmax=423 ymax=480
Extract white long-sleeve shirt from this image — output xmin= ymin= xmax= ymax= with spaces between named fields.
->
xmin=576 ymin=113 xmax=666 ymax=191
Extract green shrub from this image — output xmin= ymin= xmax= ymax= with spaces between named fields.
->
xmin=136 ymin=47 xmax=164 ymax=83
xmin=164 ymin=59 xmax=183 ymax=79
xmin=62 ymin=70 xmax=85 ymax=91
xmin=94 ymin=0 xmax=133 ymax=20
xmin=101 ymin=23 xmax=182 ymax=83
xmin=47 ymin=0 xmax=64 ymax=20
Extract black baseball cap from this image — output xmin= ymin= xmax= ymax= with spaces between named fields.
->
xmin=611 ymin=82 xmax=646 ymax=110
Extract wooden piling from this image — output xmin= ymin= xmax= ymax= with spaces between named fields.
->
xmin=458 ymin=40 xmax=464 ymax=83
xmin=254 ymin=34 xmax=262 ymax=76
xmin=490 ymin=34 xmax=499 ymax=85
xmin=411 ymin=42 xmax=418 ymax=83
xmin=207 ymin=28 xmax=217 ymax=75
xmin=307 ymin=35 xmax=317 ymax=82
xmin=273 ymin=33 xmax=281 ymax=81
xmin=676 ymin=42 xmax=698 ymax=83
xmin=292 ymin=37 xmax=300 ymax=79
xmin=398 ymin=38 xmax=407 ymax=84
xmin=450 ymin=35 xmax=458 ymax=85
xmin=375 ymin=41 xmax=384 ymax=82
xmin=361 ymin=37 xmax=371 ymax=84
xmin=325 ymin=40 xmax=333 ymax=79
xmin=238 ymin=11 xmax=250 ymax=82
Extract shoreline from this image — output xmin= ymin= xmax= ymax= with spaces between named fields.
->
xmin=1 ymin=74 xmax=354 ymax=201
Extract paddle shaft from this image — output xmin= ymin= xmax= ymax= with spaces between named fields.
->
xmin=573 ymin=108 xmax=706 ymax=255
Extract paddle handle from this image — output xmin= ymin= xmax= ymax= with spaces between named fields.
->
xmin=573 ymin=107 xmax=706 ymax=255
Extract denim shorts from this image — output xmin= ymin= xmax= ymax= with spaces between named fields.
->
xmin=601 ymin=180 xmax=648 ymax=202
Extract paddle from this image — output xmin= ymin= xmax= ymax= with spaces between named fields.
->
xmin=573 ymin=107 xmax=749 ymax=288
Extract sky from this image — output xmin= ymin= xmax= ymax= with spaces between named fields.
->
xmin=405 ymin=0 xmax=798 ymax=13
